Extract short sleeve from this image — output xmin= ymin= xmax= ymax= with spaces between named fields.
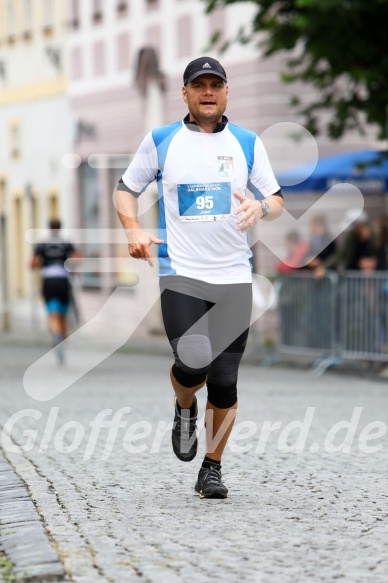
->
xmin=121 ymin=132 xmax=159 ymax=196
xmin=248 ymin=137 xmax=280 ymax=199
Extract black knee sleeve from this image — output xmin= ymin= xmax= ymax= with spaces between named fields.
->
xmin=170 ymin=334 xmax=212 ymax=389
xmin=206 ymin=351 xmax=242 ymax=386
xmin=207 ymin=381 xmax=237 ymax=409
xmin=172 ymin=334 xmax=212 ymax=370
xmin=172 ymin=364 xmax=207 ymax=388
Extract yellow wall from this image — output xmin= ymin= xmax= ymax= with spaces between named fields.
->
xmin=0 ymin=78 xmax=67 ymax=105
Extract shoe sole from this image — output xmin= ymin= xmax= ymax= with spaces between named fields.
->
xmin=172 ymin=435 xmax=198 ymax=462
xmin=194 ymin=484 xmax=228 ymax=499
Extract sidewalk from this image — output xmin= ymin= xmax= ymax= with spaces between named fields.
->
xmin=0 ymin=452 xmax=66 ymax=582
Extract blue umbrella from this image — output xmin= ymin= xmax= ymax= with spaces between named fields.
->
xmin=277 ymin=150 xmax=388 ymax=192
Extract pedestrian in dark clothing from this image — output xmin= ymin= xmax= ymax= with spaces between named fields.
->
xmin=315 ymin=210 xmax=376 ymax=278
xmin=375 ymin=214 xmax=388 ymax=350
xmin=375 ymin=214 xmax=388 ymax=271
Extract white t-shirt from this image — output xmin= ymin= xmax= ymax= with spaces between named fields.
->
xmin=122 ymin=119 xmax=280 ymax=284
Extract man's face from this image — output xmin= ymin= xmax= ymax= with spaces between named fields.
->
xmin=182 ymin=74 xmax=228 ymax=126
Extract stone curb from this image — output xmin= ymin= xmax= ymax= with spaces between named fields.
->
xmin=0 ymin=452 xmax=67 ymax=582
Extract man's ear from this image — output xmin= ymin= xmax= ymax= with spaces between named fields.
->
xmin=182 ymin=86 xmax=188 ymax=103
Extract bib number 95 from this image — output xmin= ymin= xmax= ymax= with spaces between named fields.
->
xmin=196 ymin=195 xmax=214 ymax=210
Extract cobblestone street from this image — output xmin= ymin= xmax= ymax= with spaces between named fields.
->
xmin=1 ymin=342 xmax=388 ymax=582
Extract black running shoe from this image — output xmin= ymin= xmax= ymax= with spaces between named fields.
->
xmin=172 ymin=396 xmax=198 ymax=462
xmin=194 ymin=463 xmax=228 ymax=499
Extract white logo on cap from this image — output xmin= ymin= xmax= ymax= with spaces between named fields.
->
xmin=202 ymin=63 xmax=212 ymax=68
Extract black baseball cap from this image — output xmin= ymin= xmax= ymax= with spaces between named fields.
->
xmin=183 ymin=56 xmax=227 ymax=85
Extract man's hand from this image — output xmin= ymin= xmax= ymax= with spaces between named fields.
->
xmin=314 ymin=265 xmax=326 ymax=280
xmin=128 ymin=229 xmax=163 ymax=267
xmin=30 ymin=255 xmax=40 ymax=269
xmin=233 ymin=192 xmax=264 ymax=232
xmin=306 ymin=257 xmax=320 ymax=269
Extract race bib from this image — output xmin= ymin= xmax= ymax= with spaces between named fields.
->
xmin=177 ymin=182 xmax=231 ymax=222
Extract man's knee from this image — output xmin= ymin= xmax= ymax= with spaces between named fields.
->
xmin=171 ymin=364 xmax=207 ymax=388
xmin=207 ymin=382 xmax=237 ymax=409
xmin=174 ymin=334 xmax=212 ymax=370
xmin=171 ymin=334 xmax=212 ymax=388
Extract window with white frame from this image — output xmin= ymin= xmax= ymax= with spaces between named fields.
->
xmin=70 ymin=0 xmax=80 ymax=29
xmin=93 ymin=41 xmax=105 ymax=75
xmin=71 ymin=46 xmax=83 ymax=79
xmin=23 ymin=0 xmax=32 ymax=36
xmin=9 ymin=121 xmax=21 ymax=160
xmin=7 ymin=0 xmax=16 ymax=39
xmin=116 ymin=0 xmax=127 ymax=17
xmin=177 ymin=15 xmax=192 ymax=58
xmin=92 ymin=0 xmax=103 ymax=23
xmin=43 ymin=0 xmax=54 ymax=29
xmin=117 ymin=33 xmax=129 ymax=70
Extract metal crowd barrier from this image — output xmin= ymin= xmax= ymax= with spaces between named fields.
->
xmin=340 ymin=271 xmax=388 ymax=362
xmin=274 ymin=270 xmax=388 ymax=374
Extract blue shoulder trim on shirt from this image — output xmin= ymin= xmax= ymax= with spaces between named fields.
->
xmin=152 ymin=121 xmax=182 ymax=177
xmin=156 ymin=177 xmax=176 ymax=275
xmin=228 ymin=123 xmax=256 ymax=176
xmin=151 ymin=122 xmax=181 ymax=276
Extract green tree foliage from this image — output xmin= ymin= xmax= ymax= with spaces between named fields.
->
xmin=204 ymin=0 xmax=388 ymax=139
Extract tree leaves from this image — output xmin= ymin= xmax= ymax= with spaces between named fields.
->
xmin=203 ymin=0 xmax=388 ymax=139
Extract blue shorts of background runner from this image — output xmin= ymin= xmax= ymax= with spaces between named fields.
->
xmin=42 ymin=277 xmax=71 ymax=316
xmin=46 ymin=298 xmax=69 ymax=316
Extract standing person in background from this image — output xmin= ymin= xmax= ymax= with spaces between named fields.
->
xmin=276 ymin=230 xmax=309 ymax=273
xmin=315 ymin=210 xmax=376 ymax=278
xmin=116 ymin=56 xmax=284 ymax=498
xmin=375 ymin=214 xmax=388 ymax=350
xmin=375 ymin=214 xmax=388 ymax=271
xmin=31 ymin=218 xmax=79 ymax=363
xmin=301 ymin=215 xmax=337 ymax=348
xmin=303 ymin=214 xmax=336 ymax=270
xmin=276 ymin=230 xmax=309 ymax=348
xmin=314 ymin=210 xmax=377 ymax=352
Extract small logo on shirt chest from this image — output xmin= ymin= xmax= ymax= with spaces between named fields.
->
xmin=218 ymin=156 xmax=234 ymax=177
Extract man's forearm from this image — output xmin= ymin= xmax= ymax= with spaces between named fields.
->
xmin=116 ymin=189 xmax=141 ymax=237
xmin=116 ymin=188 xmax=163 ymax=266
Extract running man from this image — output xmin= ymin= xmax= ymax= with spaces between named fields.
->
xmin=31 ymin=218 xmax=79 ymax=363
xmin=116 ymin=56 xmax=284 ymax=498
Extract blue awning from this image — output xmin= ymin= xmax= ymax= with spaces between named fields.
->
xmin=277 ymin=150 xmax=388 ymax=192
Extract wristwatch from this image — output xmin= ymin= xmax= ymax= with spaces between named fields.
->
xmin=260 ymin=200 xmax=270 ymax=219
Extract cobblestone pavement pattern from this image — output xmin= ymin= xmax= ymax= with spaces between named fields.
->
xmin=0 ymin=344 xmax=387 ymax=583
xmin=0 ymin=450 xmax=65 ymax=581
